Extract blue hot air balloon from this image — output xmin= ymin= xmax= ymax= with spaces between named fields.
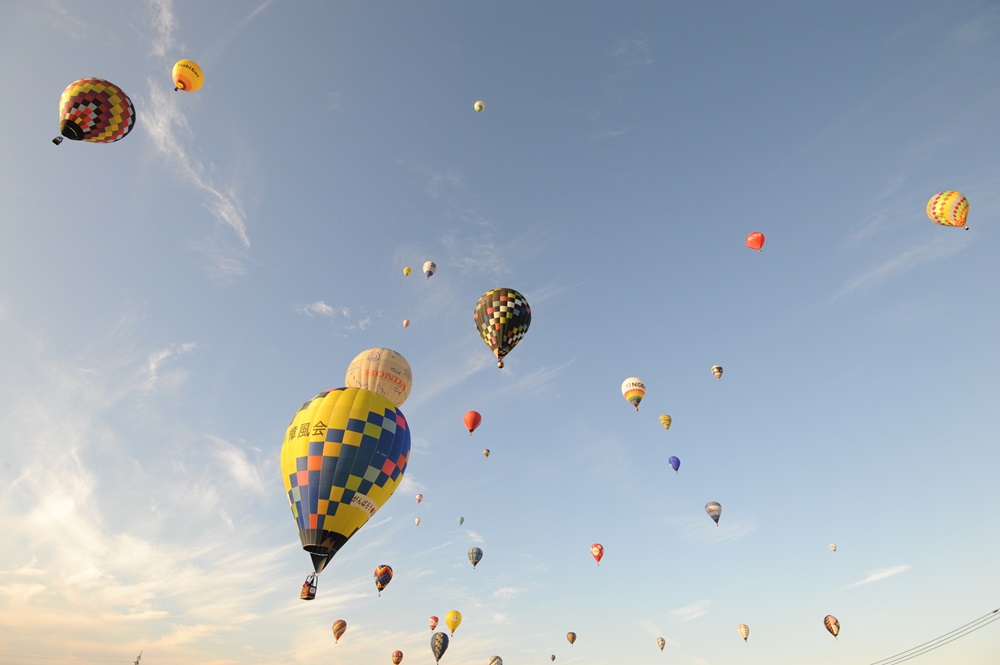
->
xmin=430 ymin=632 xmax=449 ymax=663
xmin=705 ymin=501 xmax=722 ymax=525
xmin=668 ymin=456 xmax=681 ymax=473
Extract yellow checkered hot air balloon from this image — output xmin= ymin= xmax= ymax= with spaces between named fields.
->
xmin=926 ymin=190 xmax=969 ymax=229
xmin=53 ymin=78 xmax=135 ymax=145
xmin=281 ymin=388 xmax=411 ymax=582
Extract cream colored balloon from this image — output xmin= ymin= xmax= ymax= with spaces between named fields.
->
xmin=474 ymin=100 xmax=485 ymax=112
xmin=344 ymin=347 xmax=413 ymax=408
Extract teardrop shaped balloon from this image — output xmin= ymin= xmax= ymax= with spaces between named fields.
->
xmin=711 ymin=365 xmax=723 ymax=380
xmin=468 ymin=546 xmax=483 ymax=569
xmin=445 ymin=610 xmax=462 ymax=635
xmin=423 ymin=261 xmax=437 ymax=278
xmin=621 ymin=377 xmax=646 ymax=411
xmin=403 ymin=319 xmax=410 ymax=328
xmin=344 ymin=348 xmax=413 ymax=408
xmin=473 ymin=288 xmax=532 ymax=369
xmin=746 ymin=231 xmax=765 ymax=250
xmin=656 ymin=637 xmax=665 ymax=651
xmin=926 ymin=191 xmax=969 ymax=228
xmin=824 ymin=615 xmax=840 ymax=639
xmin=281 ymin=388 xmax=411 ymax=576
xmin=429 ymin=615 xmax=439 ymax=631
xmin=488 ymin=657 xmax=502 ymax=665
xmin=332 ymin=619 xmax=347 ymax=643
xmin=738 ymin=623 xmax=749 ymax=642
xmin=416 ymin=493 xmax=423 ymax=503
xmin=392 ymin=650 xmax=404 ymax=665
xmin=705 ymin=501 xmax=722 ymax=525
xmin=463 ymin=410 xmax=482 ymax=434
xmin=829 ymin=543 xmax=837 ymax=552
xmin=659 ymin=414 xmax=672 ymax=430
xmin=474 ymin=100 xmax=485 ymax=112
xmin=430 ymin=632 xmax=449 ymax=663
xmin=566 ymin=632 xmax=577 ymax=645
xmin=171 ymin=59 xmax=204 ymax=92
xmin=403 ymin=266 xmax=412 ymax=276
xmin=414 ymin=517 xmax=421 ymax=526
xmin=374 ymin=564 xmax=393 ymax=595
xmin=550 ymin=656 xmax=556 ymax=662
xmin=458 ymin=516 xmax=465 ymax=525
xmin=53 ymin=78 xmax=135 ymax=145
xmin=483 ymin=448 xmax=490 ymax=458
xmin=590 ymin=543 xmax=604 ymax=565
xmin=668 ymin=456 xmax=681 ymax=473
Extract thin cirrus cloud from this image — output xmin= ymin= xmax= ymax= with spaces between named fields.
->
xmin=847 ymin=564 xmax=911 ymax=588
xmin=669 ymin=599 xmax=711 ymax=622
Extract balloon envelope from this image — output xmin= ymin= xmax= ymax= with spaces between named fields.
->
xmin=926 ymin=190 xmax=969 ymax=228
xmin=445 ymin=610 xmax=462 ymax=635
xmin=711 ymin=365 xmax=723 ymax=379
xmin=344 ymin=348 xmax=413 ymax=408
xmin=429 ymin=615 xmax=439 ymax=631
xmin=746 ymin=231 xmax=765 ymax=250
xmin=403 ymin=319 xmax=410 ymax=328
xmin=824 ymin=615 xmax=840 ymax=639
xmin=566 ymin=632 xmax=577 ymax=645
xmin=392 ymin=650 xmax=404 ymax=665
xmin=54 ymin=78 xmax=135 ymax=145
xmin=463 ymin=410 xmax=482 ymax=434
xmin=281 ymin=388 xmax=411 ymax=574
xmin=468 ymin=547 xmax=483 ymax=568
xmin=474 ymin=100 xmax=485 ymax=112
xmin=659 ymin=414 xmax=672 ymax=430
xmin=403 ymin=266 xmax=412 ymax=276
xmin=374 ymin=564 xmax=393 ymax=594
xmin=590 ymin=543 xmax=604 ymax=564
xmin=738 ymin=623 xmax=749 ymax=641
xmin=668 ymin=456 xmax=681 ymax=473
xmin=483 ymin=448 xmax=490 ymax=458
xmin=423 ymin=261 xmax=437 ymax=278
xmin=458 ymin=516 xmax=465 ymax=525
xmin=488 ymin=657 xmax=501 ymax=665
xmin=829 ymin=543 xmax=837 ymax=552
xmin=473 ymin=288 xmax=531 ymax=368
xmin=621 ymin=377 xmax=646 ymax=410
xmin=171 ymin=59 xmax=203 ymax=91
xmin=656 ymin=637 xmax=665 ymax=651
xmin=332 ymin=619 xmax=347 ymax=642
xmin=414 ymin=517 xmax=420 ymax=526
xmin=416 ymin=493 xmax=423 ymax=503
xmin=705 ymin=501 xmax=722 ymax=524
xmin=430 ymin=632 xmax=449 ymax=663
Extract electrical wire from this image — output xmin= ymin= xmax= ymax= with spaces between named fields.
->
xmin=868 ymin=607 xmax=1000 ymax=665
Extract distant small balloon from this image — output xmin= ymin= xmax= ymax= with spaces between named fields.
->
xmin=463 ymin=410 xmax=482 ymax=434
xmin=171 ymin=59 xmax=204 ymax=92
xmin=621 ymin=377 xmax=646 ymax=411
xmin=403 ymin=266 xmax=412 ymax=276
xmin=487 ymin=657 xmax=501 ymax=665
xmin=566 ymin=632 xmax=577 ymax=645
xmin=829 ymin=543 xmax=837 ymax=552
xmin=468 ymin=547 xmax=483 ymax=569
xmin=483 ymin=449 xmax=490 ymax=458
xmin=416 ymin=493 xmax=423 ymax=503
xmin=668 ymin=456 xmax=681 ymax=473
xmin=659 ymin=414 xmax=672 ymax=430
xmin=746 ymin=231 xmax=765 ymax=251
xmin=824 ymin=615 xmax=840 ymax=639
xmin=414 ymin=517 xmax=421 ymax=526
xmin=374 ymin=564 xmax=393 ymax=595
xmin=711 ymin=365 xmax=723 ymax=380
xmin=458 ymin=516 xmax=465 ymax=525
xmin=430 ymin=632 xmax=449 ymax=663
xmin=403 ymin=319 xmax=410 ymax=328
xmin=332 ymin=619 xmax=347 ymax=643
xmin=590 ymin=543 xmax=604 ymax=565
xmin=926 ymin=190 xmax=969 ymax=229
xmin=392 ymin=650 xmax=404 ymax=665
xmin=474 ymin=100 xmax=485 ymax=112
xmin=738 ymin=623 xmax=749 ymax=642
xmin=429 ymin=615 xmax=439 ymax=631
xmin=705 ymin=501 xmax=722 ymax=525
xmin=445 ymin=610 xmax=462 ymax=635
xmin=423 ymin=261 xmax=437 ymax=279
xmin=656 ymin=636 xmax=665 ymax=651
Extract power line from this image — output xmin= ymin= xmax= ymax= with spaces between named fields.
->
xmin=868 ymin=607 xmax=1000 ymax=665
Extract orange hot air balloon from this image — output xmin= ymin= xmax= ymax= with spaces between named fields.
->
xmin=332 ymin=619 xmax=347 ymax=643
xmin=824 ymin=615 xmax=840 ymax=639
xmin=463 ymin=410 xmax=482 ymax=434
xmin=590 ymin=543 xmax=604 ymax=565
xmin=566 ymin=632 xmax=577 ymax=645
xmin=746 ymin=231 xmax=765 ymax=251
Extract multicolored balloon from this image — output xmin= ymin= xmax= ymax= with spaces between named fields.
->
xmin=668 ymin=456 xmax=681 ymax=473
xmin=705 ymin=501 xmax=722 ymax=525
xmin=344 ymin=348 xmax=413 ymax=408
xmin=746 ymin=231 xmax=765 ymax=250
xmin=473 ymin=288 xmax=532 ymax=368
xmin=445 ymin=610 xmax=462 ymax=635
xmin=926 ymin=191 xmax=969 ymax=228
xmin=463 ymin=410 xmax=482 ymax=434
xmin=375 ymin=564 xmax=393 ymax=595
xmin=423 ymin=261 xmax=437 ymax=278
xmin=171 ymin=59 xmax=203 ymax=92
xmin=392 ymin=650 xmax=404 ymax=665
xmin=590 ymin=543 xmax=604 ymax=565
xmin=468 ymin=547 xmax=483 ymax=569
xmin=621 ymin=377 xmax=646 ymax=411
xmin=332 ymin=619 xmax=347 ymax=643
xmin=656 ymin=636 xmax=665 ymax=651
xmin=483 ymin=448 xmax=490 ymax=458
xmin=416 ymin=493 xmax=423 ymax=503
xmin=566 ymin=632 xmax=577 ymax=645
xmin=430 ymin=632 xmax=449 ymax=663
xmin=738 ymin=623 xmax=749 ymax=642
xmin=281 ymin=388 xmax=411 ymax=576
xmin=53 ymin=78 xmax=135 ymax=145
xmin=711 ymin=365 xmax=723 ymax=380
xmin=659 ymin=414 xmax=672 ymax=430
xmin=487 ymin=657 xmax=501 ymax=665
xmin=824 ymin=615 xmax=840 ymax=639
xmin=429 ymin=615 xmax=439 ymax=631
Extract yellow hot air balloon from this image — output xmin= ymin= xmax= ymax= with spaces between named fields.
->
xmin=403 ymin=266 xmax=413 ymax=276
xmin=474 ymin=100 xmax=485 ymax=112
xmin=345 ymin=348 xmax=413 ymax=408
xmin=172 ymin=59 xmax=204 ymax=92
xmin=659 ymin=414 xmax=672 ymax=430
xmin=445 ymin=609 xmax=462 ymax=635
xmin=926 ymin=190 xmax=969 ymax=229
xmin=621 ymin=377 xmax=646 ymax=411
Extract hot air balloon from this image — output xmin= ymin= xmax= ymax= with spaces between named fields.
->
xmin=171 ymin=59 xmax=203 ymax=92
xmin=483 ymin=448 xmax=490 ymax=458
xmin=403 ymin=319 xmax=410 ymax=328
xmin=392 ymin=650 xmax=404 ymax=665
xmin=926 ymin=191 xmax=969 ymax=229
xmin=375 ymin=564 xmax=393 ymax=595
xmin=474 ymin=100 xmax=485 ymax=112
xmin=829 ymin=543 xmax=837 ymax=552
xmin=463 ymin=410 xmax=482 ymax=434
xmin=468 ymin=547 xmax=483 ymax=569
xmin=705 ymin=501 xmax=722 ymax=525
xmin=590 ymin=543 xmax=604 ymax=565
xmin=344 ymin=348 xmax=413 ymax=408
xmin=53 ymin=78 xmax=135 ymax=145
xmin=416 ymin=493 xmax=423 ymax=503
xmin=403 ymin=266 xmax=412 ymax=276
xmin=429 ymin=615 xmax=439 ymax=631
xmin=445 ymin=610 xmax=462 ymax=635
xmin=659 ymin=414 xmax=672 ymax=430
xmin=668 ymin=456 xmax=681 ymax=473
xmin=566 ymin=632 xmax=577 ymax=645
xmin=746 ymin=231 xmax=765 ymax=250
xmin=458 ymin=516 xmax=465 ymax=525
xmin=711 ymin=365 xmax=723 ymax=380
xmin=281 ymin=388 xmax=411 ymax=582
xmin=332 ymin=619 xmax=347 ymax=643
xmin=415 ymin=517 xmax=421 ymax=526
xmin=473 ymin=288 xmax=531 ymax=368
xmin=423 ymin=261 xmax=437 ymax=279
xmin=430 ymin=632 xmax=449 ymax=663
xmin=488 ymin=657 xmax=502 ymax=665
xmin=738 ymin=623 xmax=749 ymax=642
xmin=656 ymin=637 xmax=665 ymax=651
xmin=550 ymin=656 xmax=556 ymax=662
xmin=824 ymin=615 xmax=840 ymax=639
xmin=621 ymin=377 xmax=646 ymax=411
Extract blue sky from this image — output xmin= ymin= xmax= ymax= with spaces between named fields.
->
xmin=1 ymin=1 xmax=999 ymax=664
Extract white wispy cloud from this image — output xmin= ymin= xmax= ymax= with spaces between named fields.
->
xmin=612 ymin=36 xmax=653 ymax=65
xmin=210 ymin=436 xmax=268 ymax=495
xmin=296 ymin=301 xmax=337 ymax=318
xmin=492 ymin=586 xmax=524 ymax=599
xmin=835 ymin=233 xmax=970 ymax=299
xmin=147 ymin=0 xmax=178 ymax=56
xmin=847 ymin=564 xmax=911 ymax=588
xmin=139 ymin=341 xmax=197 ymax=391
xmin=669 ymin=599 xmax=711 ymax=622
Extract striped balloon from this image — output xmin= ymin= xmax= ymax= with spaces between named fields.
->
xmin=332 ymin=619 xmax=347 ymax=642
xmin=926 ymin=190 xmax=969 ymax=228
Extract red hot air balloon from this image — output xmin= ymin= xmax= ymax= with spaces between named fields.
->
xmin=745 ymin=231 xmax=765 ymax=251
xmin=590 ymin=543 xmax=604 ymax=565
xmin=392 ymin=650 xmax=404 ymax=664
xmin=429 ymin=615 xmax=439 ymax=631
xmin=463 ymin=410 xmax=482 ymax=434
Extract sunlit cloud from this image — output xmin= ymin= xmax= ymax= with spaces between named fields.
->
xmin=139 ymin=341 xmax=197 ymax=391
xmin=492 ymin=586 xmax=524 ymax=599
xmin=147 ymin=0 xmax=178 ymax=56
xmin=210 ymin=436 xmax=268 ymax=495
xmin=847 ymin=564 xmax=911 ymax=588
xmin=835 ymin=233 xmax=970 ymax=300
xmin=296 ymin=301 xmax=336 ymax=318
xmin=669 ymin=600 xmax=711 ymax=622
